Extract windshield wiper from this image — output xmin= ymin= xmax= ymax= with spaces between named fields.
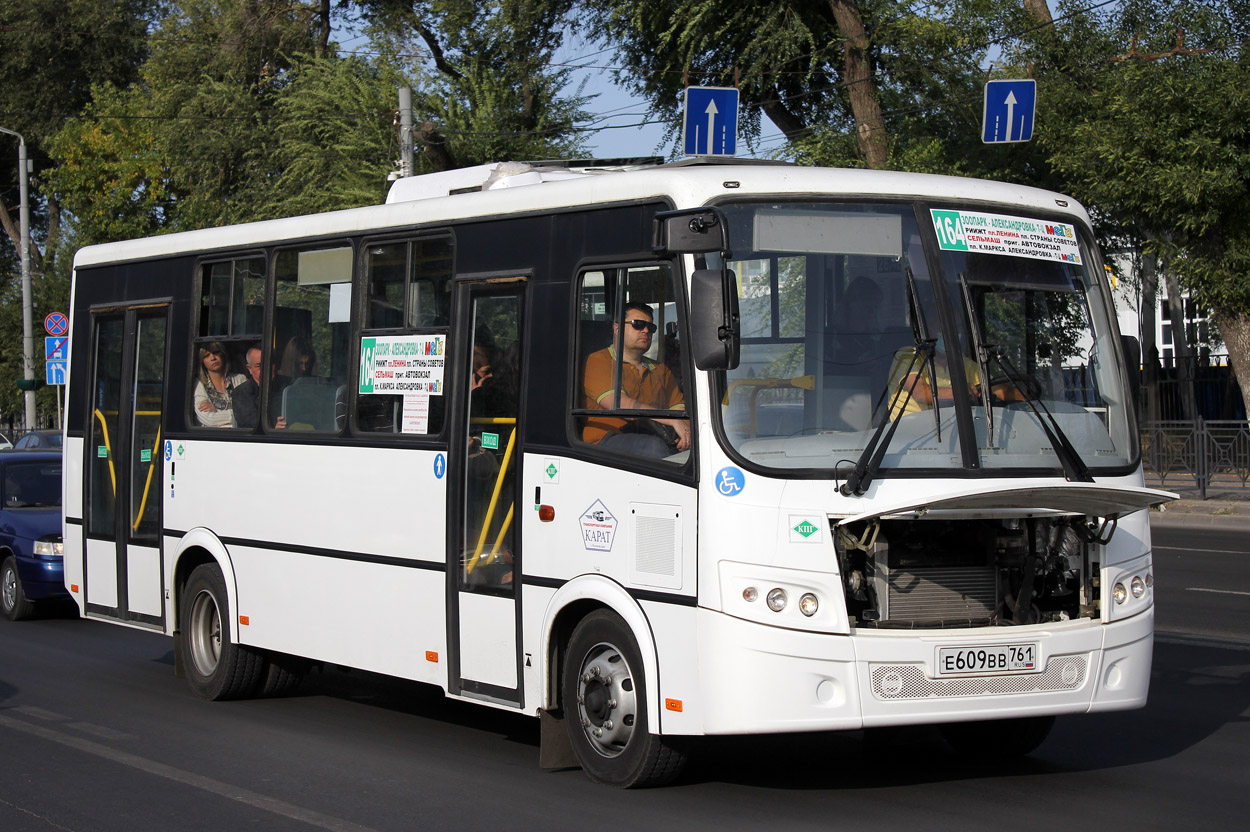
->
xmin=958 ymin=275 xmax=996 ymax=448
xmin=989 ymin=350 xmax=1093 ymax=483
xmin=841 ymin=268 xmax=938 ymax=497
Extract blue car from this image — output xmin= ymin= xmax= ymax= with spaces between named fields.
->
xmin=1 ymin=451 xmax=67 ymax=620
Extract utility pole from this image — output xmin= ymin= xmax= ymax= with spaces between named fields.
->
xmin=398 ymin=88 xmax=414 ymax=178
xmin=0 ymin=126 xmax=35 ymax=430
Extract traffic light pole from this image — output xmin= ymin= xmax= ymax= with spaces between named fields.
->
xmin=0 ymin=126 xmax=35 ymax=430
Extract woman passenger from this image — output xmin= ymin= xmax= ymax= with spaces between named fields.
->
xmin=193 ymin=342 xmax=247 ymax=427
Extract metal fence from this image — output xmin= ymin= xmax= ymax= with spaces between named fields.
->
xmin=1141 ymin=419 xmax=1250 ymax=499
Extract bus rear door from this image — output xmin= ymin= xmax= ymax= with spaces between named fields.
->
xmin=83 ymin=305 xmax=169 ymax=628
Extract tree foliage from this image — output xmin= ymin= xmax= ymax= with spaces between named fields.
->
xmin=1015 ymin=0 xmax=1250 ymax=408
xmin=575 ymin=0 xmax=1025 ymax=167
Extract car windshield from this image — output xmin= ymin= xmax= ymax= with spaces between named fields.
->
xmin=715 ymin=201 xmax=1134 ymax=474
xmin=3 ymin=461 xmax=63 ymax=507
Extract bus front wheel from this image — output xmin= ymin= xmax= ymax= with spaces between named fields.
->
xmin=562 ymin=610 xmax=687 ymax=787
xmin=181 ymin=563 xmax=264 ymax=700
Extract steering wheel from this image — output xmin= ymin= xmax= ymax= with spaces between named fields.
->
xmin=623 ymin=418 xmax=681 ymax=452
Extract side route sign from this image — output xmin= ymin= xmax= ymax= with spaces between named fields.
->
xmin=683 ymin=86 xmax=738 ymax=157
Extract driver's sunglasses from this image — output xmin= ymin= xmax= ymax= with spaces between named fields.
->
xmin=626 ymin=319 xmax=657 ymax=333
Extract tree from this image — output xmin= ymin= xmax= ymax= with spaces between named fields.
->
xmin=353 ymin=1 xmax=590 ymax=169
xmin=0 ymin=0 xmax=152 ymax=425
xmin=1018 ymin=0 xmax=1250 ymax=412
xmin=574 ymin=0 xmax=1023 ymax=168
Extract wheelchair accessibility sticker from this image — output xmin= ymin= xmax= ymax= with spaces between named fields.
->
xmin=716 ymin=467 xmax=745 ymax=497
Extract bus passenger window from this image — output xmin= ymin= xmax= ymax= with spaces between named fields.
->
xmin=574 ymin=265 xmax=689 ymax=462
xmin=356 ymin=236 xmax=452 ymax=436
xmin=273 ymin=246 xmax=353 ymax=432
xmin=192 ymin=256 xmax=264 ymax=430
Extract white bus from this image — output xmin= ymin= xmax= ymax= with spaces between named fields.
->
xmin=63 ymin=160 xmax=1173 ymax=786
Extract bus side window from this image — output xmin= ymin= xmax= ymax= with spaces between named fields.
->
xmin=192 ymin=257 xmax=263 ymax=430
xmin=272 ymin=246 xmax=353 ymax=432
xmin=355 ymin=236 xmax=452 ymax=436
xmin=574 ymin=264 xmax=689 ymax=461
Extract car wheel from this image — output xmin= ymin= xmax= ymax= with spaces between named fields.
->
xmin=181 ymin=563 xmax=264 ymax=700
xmin=562 ymin=609 xmax=687 ymax=787
xmin=2 ymin=556 xmax=36 ymax=621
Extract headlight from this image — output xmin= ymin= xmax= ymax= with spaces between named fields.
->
xmin=1131 ymin=576 xmax=1146 ymax=598
xmin=34 ymin=540 xmax=64 ymax=556
xmin=766 ymin=588 xmax=788 ymax=612
xmin=798 ymin=593 xmax=819 ymax=617
xmin=1113 ymin=582 xmax=1127 ymax=605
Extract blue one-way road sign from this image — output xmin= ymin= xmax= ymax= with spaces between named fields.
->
xmin=982 ymin=79 xmax=1036 ymax=144
xmin=684 ymin=86 xmax=738 ymax=156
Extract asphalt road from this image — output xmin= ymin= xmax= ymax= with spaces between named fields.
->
xmin=1 ymin=526 xmax=1246 ymax=831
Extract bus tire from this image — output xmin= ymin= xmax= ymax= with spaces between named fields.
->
xmin=562 ymin=609 xmax=687 ymax=787
xmin=181 ymin=563 xmax=264 ymax=700
xmin=258 ymin=651 xmax=309 ymax=697
xmin=2 ymin=556 xmax=36 ymax=621
xmin=939 ymin=715 xmax=1055 ymax=758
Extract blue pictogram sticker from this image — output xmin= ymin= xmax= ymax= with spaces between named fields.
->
xmin=716 ymin=466 xmax=745 ymax=497
xmin=434 ymin=453 xmax=446 ymax=479
xmin=164 ymin=440 xmax=173 ymax=462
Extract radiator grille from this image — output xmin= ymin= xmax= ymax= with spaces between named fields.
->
xmin=870 ymin=655 xmax=1088 ymax=700
xmin=885 ymin=566 xmax=997 ymax=621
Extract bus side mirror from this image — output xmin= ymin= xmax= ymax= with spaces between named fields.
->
xmin=690 ymin=268 xmax=740 ymax=371
xmin=653 ymin=209 xmax=728 ymax=254
xmin=1120 ymin=334 xmax=1141 ymax=401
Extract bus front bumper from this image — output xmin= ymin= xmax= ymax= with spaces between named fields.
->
xmin=692 ymin=606 xmax=1153 ymax=735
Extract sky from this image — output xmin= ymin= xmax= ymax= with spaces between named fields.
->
xmin=334 ymin=17 xmax=788 ymax=164
xmin=553 ymin=30 xmax=788 ymax=161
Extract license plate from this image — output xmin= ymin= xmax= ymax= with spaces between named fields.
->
xmin=936 ymin=643 xmax=1040 ymax=676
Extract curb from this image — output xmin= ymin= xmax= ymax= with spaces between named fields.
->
xmin=1150 ymin=511 xmax=1250 ymax=531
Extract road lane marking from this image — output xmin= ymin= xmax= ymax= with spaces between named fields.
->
xmin=1154 ymin=546 xmax=1249 ymax=555
xmin=0 ymin=713 xmax=380 ymax=832
xmin=1185 ymin=587 xmax=1250 ymax=597
xmin=14 ymin=705 xmax=70 ymax=721
xmin=68 ymin=721 xmax=132 ymax=740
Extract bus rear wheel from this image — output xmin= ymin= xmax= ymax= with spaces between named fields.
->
xmin=181 ymin=563 xmax=264 ymax=700
xmin=562 ymin=610 xmax=687 ymax=787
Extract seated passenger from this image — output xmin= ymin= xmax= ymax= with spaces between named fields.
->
xmin=233 ymin=343 xmax=286 ymax=430
xmin=193 ymin=342 xmax=247 ymax=428
xmin=582 ymin=303 xmax=689 ymax=457
xmin=886 ymin=341 xmax=982 ymax=419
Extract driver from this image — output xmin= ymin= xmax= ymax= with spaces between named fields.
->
xmin=582 ymin=302 xmax=689 ymax=456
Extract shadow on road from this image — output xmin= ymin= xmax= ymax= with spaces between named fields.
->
xmin=291 ymin=635 xmax=1249 ymax=790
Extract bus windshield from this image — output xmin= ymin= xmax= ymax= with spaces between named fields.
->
xmin=716 ymin=201 xmax=1135 ymax=474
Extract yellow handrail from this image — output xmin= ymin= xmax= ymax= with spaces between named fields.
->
xmin=132 ymin=425 xmax=162 ymax=533
xmin=92 ymin=409 xmax=117 ymax=495
xmin=466 ymin=422 xmax=517 ymax=574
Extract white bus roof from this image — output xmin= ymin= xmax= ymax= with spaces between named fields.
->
xmin=73 ymin=162 xmax=1091 ymax=269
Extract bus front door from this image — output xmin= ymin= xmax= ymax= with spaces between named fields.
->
xmin=83 ymin=306 xmax=169 ymax=628
xmin=451 ymin=281 xmax=525 ymax=705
